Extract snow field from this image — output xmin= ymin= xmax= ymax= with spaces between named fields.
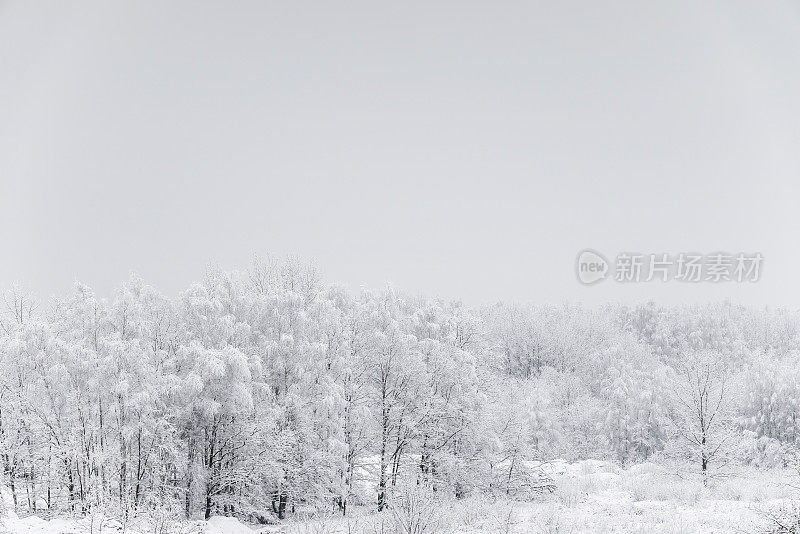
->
xmin=4 ymin=460 xmax=798 ymax=534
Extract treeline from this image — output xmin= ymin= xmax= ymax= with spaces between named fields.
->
xmin=0 ymin=258 xmax=798 ymax=522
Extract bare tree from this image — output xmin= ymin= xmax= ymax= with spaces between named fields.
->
xmin=0 ymin=286 xmax=38 ymax=334
xmin=667 ymin=349 xmax=737 ymax=483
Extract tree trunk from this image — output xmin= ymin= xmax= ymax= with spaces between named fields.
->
xmin=185 ymin=435 xmax=194 ymax=519
xmin=377 ymin=384 xmax=389 ymax=512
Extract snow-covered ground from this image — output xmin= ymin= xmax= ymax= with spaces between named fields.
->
xmin=3 ymin=460 xmax=798 ymax=534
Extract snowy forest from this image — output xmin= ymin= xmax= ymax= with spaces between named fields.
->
xmin=2 ymin=258 xmax=800 ymax=533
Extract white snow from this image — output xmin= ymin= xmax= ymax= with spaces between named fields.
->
xmin=1 ymin=486 xmax=17 ymax=523
xmin=204 ymin=516 xmax=257 ymax=534
xmin=2 ymin=461 xmax=799 ymax=533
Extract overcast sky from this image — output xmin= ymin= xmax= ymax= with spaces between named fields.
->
xmin=1 ymin=1 xmax=799 ymax=307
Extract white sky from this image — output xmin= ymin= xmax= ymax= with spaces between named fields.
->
xmin=1 ymin=1 xmax=799 ymax=307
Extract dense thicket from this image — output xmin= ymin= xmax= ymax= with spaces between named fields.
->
xmin=1 ymin=259 xmax=798 ymax=521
